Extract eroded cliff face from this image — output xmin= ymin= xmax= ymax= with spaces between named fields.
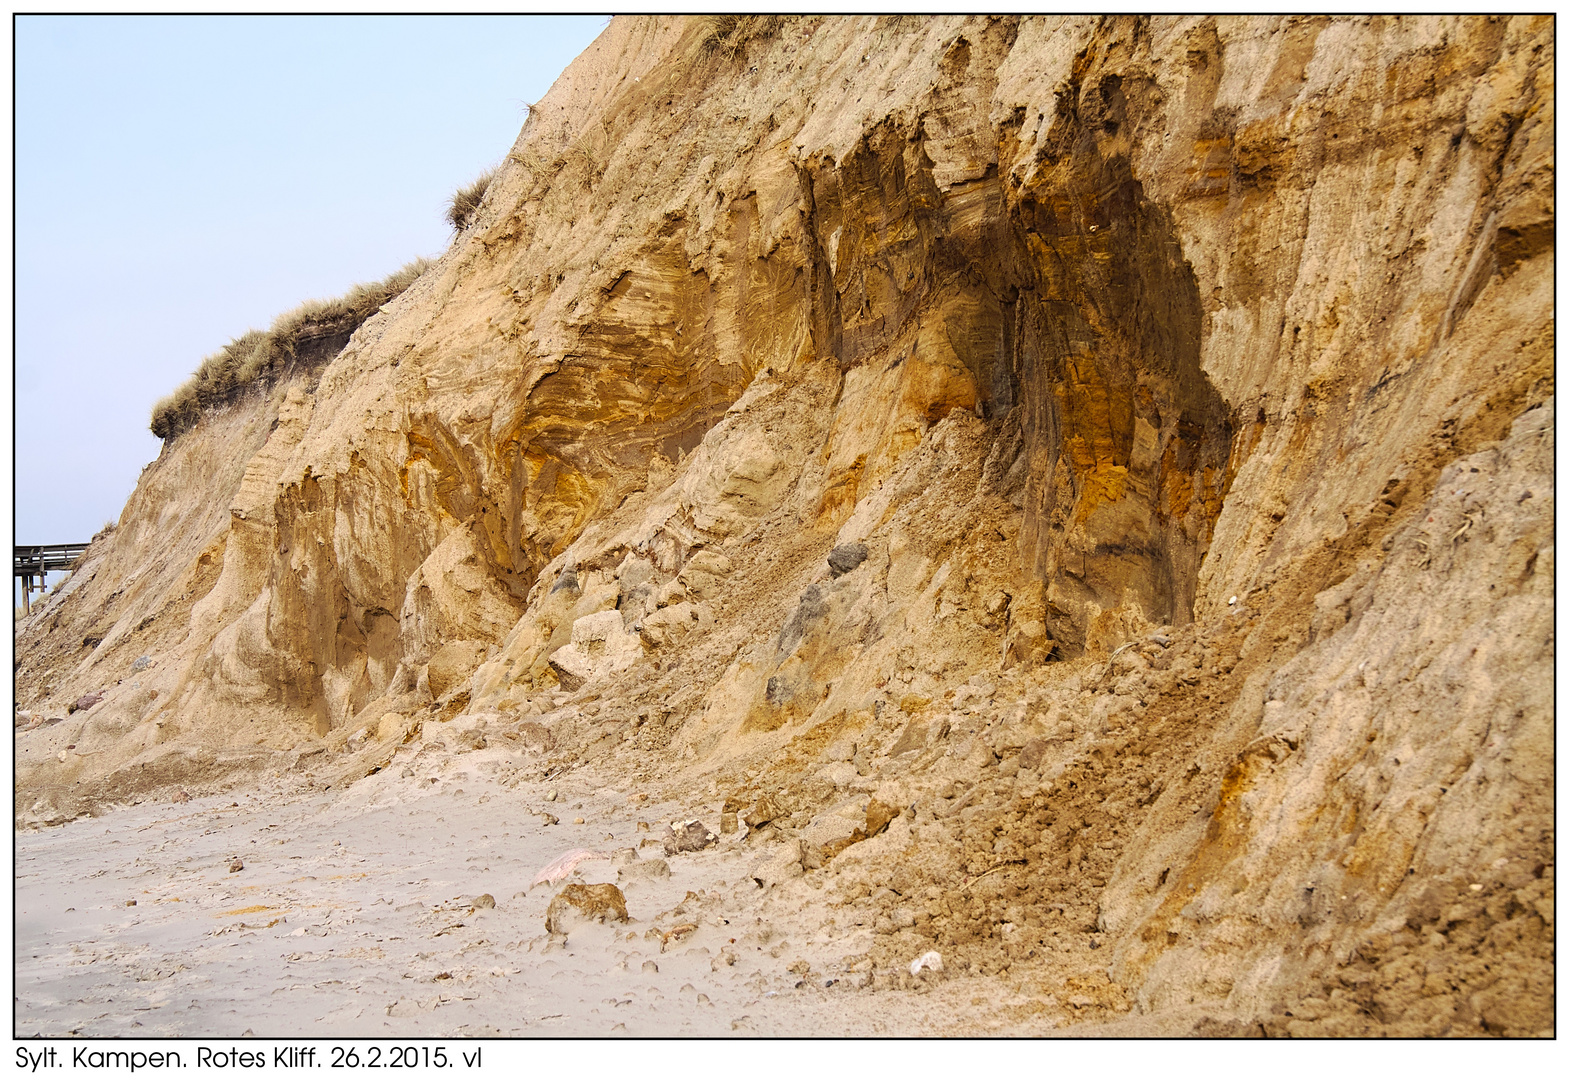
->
xmin=15 ymin=15 xmax=1552 ymax=1034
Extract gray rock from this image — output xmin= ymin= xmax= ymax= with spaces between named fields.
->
xmin=827 ymin=543 xmax=869 ymax=578
xmin=663 ymin=819 xmax=717 ymax=855
xmin=131 ymin=655 xmax=152 ymax=672
xmin=68 ymin=691 xmax=103 ymax=714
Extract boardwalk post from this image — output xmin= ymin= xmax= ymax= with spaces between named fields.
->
xmin=14 ymin=543 xmax=90 ymax=618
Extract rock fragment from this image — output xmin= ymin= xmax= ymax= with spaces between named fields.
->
xmin=864 ymin=798 xmax=900 ymax=838
xmin=743 ymin=793 xmax=786 ymax=830
xmin=663 ymin=819 xmax=717 ymax=855
xmin=544 ymin=882 xmax=628 ymax=934
xmin=886 ymin=720 xmax=928 ymax=757
xmin=68 ymin=692 xmax=103 ymax=714
xmin=826 ymin=543 xmax=869 ymax=577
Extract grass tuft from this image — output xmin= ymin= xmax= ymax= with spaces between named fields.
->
xmin=694 ymin=14 xmax=783 ymax=59
xmin=150 ymin=257 xmax=432 ymax=442
xmin=446 ymin=168 xmax=498 ymax=232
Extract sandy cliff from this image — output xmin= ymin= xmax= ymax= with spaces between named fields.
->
xmin=15 ymin=15 xmax=1552 ymax=1035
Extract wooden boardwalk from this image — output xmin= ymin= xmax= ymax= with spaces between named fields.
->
xmin=15 ymin=543 xmax=89 ymax=615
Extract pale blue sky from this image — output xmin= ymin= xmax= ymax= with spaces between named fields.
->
xmin=14 ymin=14 xmax=608 ymax=580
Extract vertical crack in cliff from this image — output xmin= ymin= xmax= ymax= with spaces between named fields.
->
xmin=1009 ymin=54 xmax=1236 ymax=653
xmin=796 ymin=54 xmax=1239 ymax=654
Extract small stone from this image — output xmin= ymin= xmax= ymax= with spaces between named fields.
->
xmin=827 ymin=543 xmax=869 ymax=578
xmin=68 ymin=691 xmax=103 ymax=715
xmin=886 ymin=720 xmax=928 ymax=758
xmin=473 ymin=893 xmax=496 ymax=909
xmin=642 ymin=960 xmax=659 ymax=974
xmin=573 ymin=817 xmax=586 ymax=825
xmin=744 ymin=793 xmax=786 ymax=830
xmin=545 ymin=790 xmax=558 ymax=802
xmin=544 ymin=882 xmax=629 ymax=935
xmin=661 ymin=923 xmax=698 ymax=950
xmin=172 ymin=790 xmax=190 ymax=804
xmin=131 ymin=655 xmax=152 ymax=673
xmin=125 ymin=900 xmax=137 ymax=907
xmin=229 ymin=859 xmax=244 ymax=873
xmin=864 ymin=798 xmax=899 ymax=838
xmin=662 ymin=819 xmax=717 ymax=855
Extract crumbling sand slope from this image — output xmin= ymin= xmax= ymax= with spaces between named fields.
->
xmin=15 ymin=16 xmax=1552 ymax=1035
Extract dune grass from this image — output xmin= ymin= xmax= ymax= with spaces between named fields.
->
xmin=446 ymin=168 xmax=497 ymax=232
xmin=694 ymin=14 xmax=784 ymax=59
xmin=149 ymin=257 xmax=432 ymax=441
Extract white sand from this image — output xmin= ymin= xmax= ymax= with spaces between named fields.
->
xmin=14 ymin=737 xmax=1114 ymax=1037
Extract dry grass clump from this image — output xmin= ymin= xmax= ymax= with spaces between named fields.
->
xmin=150 ymin=257 xmax=431 ymax=442
xmin=446 ymin=168 xmax=497 ymax=232
xmin=694 ymin=14 xmax=784 ymax=60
